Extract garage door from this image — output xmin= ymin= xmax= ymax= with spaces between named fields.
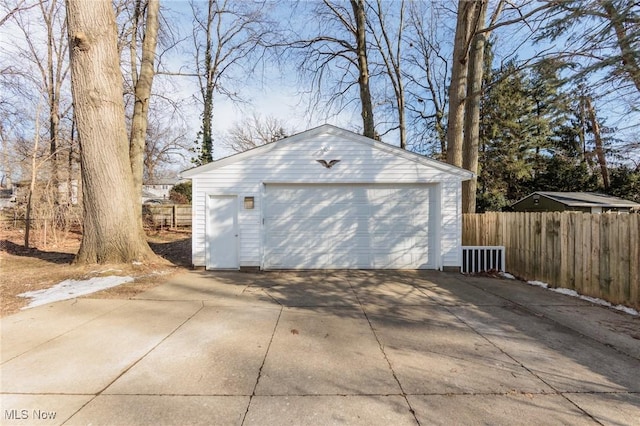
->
xmin=264 ymin=184 xmax=436 ymax=269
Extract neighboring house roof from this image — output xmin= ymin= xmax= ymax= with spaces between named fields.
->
xmin=141 ymin=189 xmax=157 ymax=199
xmin=143 ymin=178 xmax=178 ymax=186
xmin=181 ymin=124 xmax=474 ymax=180
xmin=515 ymin=192 xmax=640 ymax=208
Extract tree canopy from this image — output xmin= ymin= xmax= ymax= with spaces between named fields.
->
xmin=1 ymin=0 xmax=638 ymax=225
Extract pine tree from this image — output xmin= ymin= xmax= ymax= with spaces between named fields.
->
xmin=476 ymin=55 xmax=615 ymax=211
xmin=478 ymin=61 xmax=539 ymax=211
xmin=608 ymin=166 xmax=640 ymax=203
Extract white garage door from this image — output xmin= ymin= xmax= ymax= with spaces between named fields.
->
xmin=264 ymin=184 xmax=436 ymax=269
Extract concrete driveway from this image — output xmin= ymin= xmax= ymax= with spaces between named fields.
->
xmin=1 ymin=270 xmax=639 ymax=425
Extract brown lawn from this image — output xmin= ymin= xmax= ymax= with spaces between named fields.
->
xmin=0 ymin=226 xmax=191 ymax=317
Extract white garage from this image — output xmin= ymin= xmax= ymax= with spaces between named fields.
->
xmin=181 ymin=125 xmax=473 ymax=271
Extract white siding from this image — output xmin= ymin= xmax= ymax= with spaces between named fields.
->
xmin=441 ymin=180 xmax=462 ymax=267
xmin=264 ymin=184 xmax=435 ymax=269
xmin=191 ymin=179 xmax=205 ymax=266
xmin=187 ymin=127 xmax=469 ymax=269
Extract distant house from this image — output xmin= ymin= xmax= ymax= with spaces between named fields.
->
xmin=142 ymin=179 xmax=178 ymax=203
xmin=511 ymin=192 xmax=640 ymax=213
xmin=8 ymin=179 xmax=78 ymax=206
xmin=0 ymin=188 xmax=16 ymax=209
xmin=0 ymin=175 xmax=15 ymax=209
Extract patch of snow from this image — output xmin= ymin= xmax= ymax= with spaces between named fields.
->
xmin=523 ymin=279 xmax=638 ymax=316
xmin=527 ymin=280 xmax=548 ymax=289
xmin=132 ymin=261 xmax=143 ymax=266
xmin=578 ymin=294 xmax=611 ymax=307
xmin=614 ymin=305 xmax=640 ymax=316
xmin=550 ymin=287 xmax=578 ymax=297
xmin=500 ymin=272 xmax=516 ymax=280
xmin=18 ymin=276 xmax=134 ymax=309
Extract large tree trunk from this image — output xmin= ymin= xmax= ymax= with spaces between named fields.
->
xmin=130 ymin=0 xmax=159 ymax=223
xmin=66 ymin=0 xmax=155 ymax=264
xmin=462 ymin=0 xmax=489 ymax=214
xmin=446 ymin=0 xmax=474 ymax=167
xmin=350 ymin=0 xmax=375 ymax=139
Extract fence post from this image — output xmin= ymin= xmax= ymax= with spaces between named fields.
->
xmin=630 ymin=214 xmax=639 ymax=309
xmin=172 ymin=205 xmax=177 ymax=228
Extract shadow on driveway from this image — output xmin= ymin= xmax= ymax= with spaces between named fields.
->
xmin=1 ymin=269 xmax=638 ymax=425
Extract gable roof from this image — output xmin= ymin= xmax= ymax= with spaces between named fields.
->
xmin=516 ymin=191 xmax=640 ymax=208
xmin=181 ymin=124 xmax=473 ymax=179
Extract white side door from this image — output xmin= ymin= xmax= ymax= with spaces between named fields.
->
xmin=206 ymin=195 xmax=238 ymax=269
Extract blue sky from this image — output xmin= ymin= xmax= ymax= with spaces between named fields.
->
xmin=159 ymin=0 xmax=369 ymax=161
xmin=1 ymin=0 xmax=637 ymax=172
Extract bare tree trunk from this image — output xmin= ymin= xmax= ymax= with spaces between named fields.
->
xmin=372 ymin=0 xmax=406 ymax=148
xmin=192 ymin=0 xmax=264 ymax=164
xmin=446 ymin=0 xmax=474 ymax=167
xmin=45 ymin=3 xmax=61 ymax=204
xmin=31 ymin=0 xmax=69 ymax=205
xmin=199 ymin=0 xmax=216 ymax=164
xmin=25 ymin=109 xmax=41 ymax=248
xmin=130 ymin=0 xmax=159 ymax=224
xmin=66 ymin=0 xmax=155 ymax=264
xmin=585 ymin=97 xmax=610 ymax=189
xmin=405 ymin=1 xmax=448 ymax=157
xmin=461 ymin=34 xmax=484 ymax=212
xmin=68 ymin=118 xmax=76 ymax=205
xmin=462 ymin=0 xmax=499 ymax=214
xmin=350 ymin=0 xmax=375 ymax=139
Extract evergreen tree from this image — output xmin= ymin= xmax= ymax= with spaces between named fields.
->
xmin=527 ymin=58 xmax=572 ymax=177
xmin=478 ymin=61 xmax=539 ymax=211
xmin=531 ymin=156 xmax=599 ymax=193
xmin=607 ymin=166 xmax=640 ymax=203
xmin=476 ymin=54 xmax=622 ymax=211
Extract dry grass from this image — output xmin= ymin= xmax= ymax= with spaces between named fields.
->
xmin=0 ymin=226 xmax=191 ymax=317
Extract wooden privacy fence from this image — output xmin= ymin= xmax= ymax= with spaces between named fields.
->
xmin=463 ymin=212 xmax=639 ymax=309
xmin=144 ymin=204 xmax=191 ymax=228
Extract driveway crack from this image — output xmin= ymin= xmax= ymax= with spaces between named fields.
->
xmin=241 ymin=306 xmax=283 ymax=425
xmin=347 ymin=277 xmax=421 ymax=426
xmin=61 ymin=303 xmax=205 ymax=425
xmin=444 ymin=305 xmax=605 ymax=426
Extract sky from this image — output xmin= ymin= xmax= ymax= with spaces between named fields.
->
xmin=159 ymin=0 xmax=640 ymax=166
xmin=157 ymin=0 xmax=364 ymax=163
xmin=155 ymin=0 xmax=434 ymax=164
xmin=1 ymin=0 xmax=638 ymax=176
